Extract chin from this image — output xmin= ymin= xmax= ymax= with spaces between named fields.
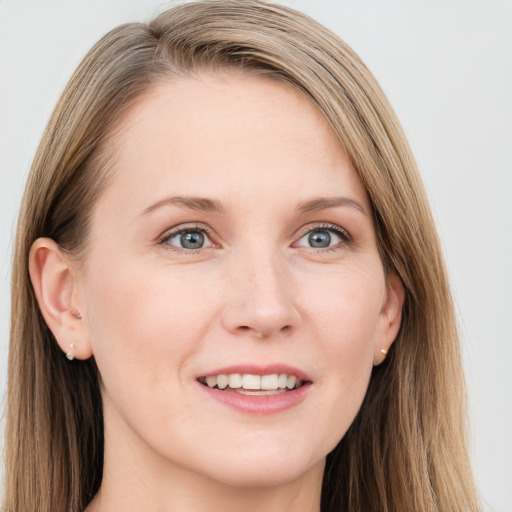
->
xmin=204 ymin=458 xmax=324 ymax=489
xmin=190 ymin=439 xmax=327 ymax=489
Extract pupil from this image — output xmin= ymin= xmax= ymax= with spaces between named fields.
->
xmin=308 ymin=230 xmax=331 ymax=248
xmin=181 ymin=231 xmax=204 ymax=249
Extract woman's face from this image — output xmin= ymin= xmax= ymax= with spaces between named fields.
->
xmin=76 ymin=72 xmax=402 ymax=487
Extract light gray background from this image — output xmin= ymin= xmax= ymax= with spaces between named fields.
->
xmin=1 ymin=1 xmax=511 ymax=511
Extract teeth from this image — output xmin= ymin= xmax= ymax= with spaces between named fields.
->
xmin=286 ymin=375 xmax=297 ymax=390
xmin=236 ymin=388 xmax=287 ymax=396
xmin=201 ymin=372 xmax=304 ymax=391
xmin=261 ymin=374 xmax=278 ymax=390
xmin=242 ymin=374 xmax=261 ymax=390
xmin=205 ymin=376 xmax=217 ymax=387
xmin=228 ymin=374 xmax=242 ymax=389
xmin=217 ymin=374 xmax=228 ymax=389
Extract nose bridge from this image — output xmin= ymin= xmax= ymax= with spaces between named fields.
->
xmin=222 ymin=242 xmax=300 ymax=338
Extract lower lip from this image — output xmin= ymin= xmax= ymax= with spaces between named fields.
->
xmin=198 ymin=382 xmax=311 ymax=415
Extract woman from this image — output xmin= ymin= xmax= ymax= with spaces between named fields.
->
xmin=4 ymin=1 xmax=481 ymax=511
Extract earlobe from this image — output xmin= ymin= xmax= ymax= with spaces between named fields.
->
xmin=374 ymin=271 xmax=405 ymax=365
xmin=29 ymin=238 xmax=92 ymax=360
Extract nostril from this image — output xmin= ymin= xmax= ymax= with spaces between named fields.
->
xmin=235 ymin=323 xmax=294 ymax=337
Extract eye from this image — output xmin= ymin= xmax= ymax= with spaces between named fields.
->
xmin=161 ymin=226 xmax=214 ymax=251
xmin=295 ymin=225 xmax=349 ymax=250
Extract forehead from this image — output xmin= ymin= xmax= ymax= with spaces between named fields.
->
xmin=94 ymin=71 xmax=370 ymax=216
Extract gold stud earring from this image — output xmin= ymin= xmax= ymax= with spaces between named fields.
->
xmin=380 ymin=348 xmax=388 ymax=356
xmin=66 ymin=344 xmax=76 ymax=361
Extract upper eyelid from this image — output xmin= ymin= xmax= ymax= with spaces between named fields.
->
xmin=294 ymin=222 xmax=351 ymax=240
xmin=159 ymin=222 xmax=214 ymax=241
xmin=157 ymin=221 xmax=351 ymax=248
xmin=158 ymin=224 xmax=218 ymax=254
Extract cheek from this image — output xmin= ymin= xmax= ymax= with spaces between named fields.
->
xmin=82 ymin=256 xmax=218 ymax=396
xmin=304 ymin=262 xmax=385 ymax=352
xmin=301 ymin=263 xmax=384 ymax=435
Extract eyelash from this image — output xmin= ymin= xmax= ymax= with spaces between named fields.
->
xmin=159 ymin=223 xmax=217 ymax=253
xmin=158 ymin=223 xmax=352 ymax=254
xmin=294 ymin=223 xmax=352 ymax=252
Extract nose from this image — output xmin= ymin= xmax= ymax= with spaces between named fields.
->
xmin=220 ymin=250 xmax=301 ymax=339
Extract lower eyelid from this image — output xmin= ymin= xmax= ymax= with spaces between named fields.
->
xmin=158 ymin=224 xmax=351 ymax=252
xmin=159 ymin=225 xmax=216 ymax=249
xmin=295 ymin=225 xmax=351 ymax=245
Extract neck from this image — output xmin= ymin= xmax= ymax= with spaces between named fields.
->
xmin=87 ymin=457 xmax=324 ymax=512
xmin=87 ymin=466 xmax=323 ymax=512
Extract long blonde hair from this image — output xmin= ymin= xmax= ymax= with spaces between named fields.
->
xmin=4 ymin=1 xmax=480 ymax=511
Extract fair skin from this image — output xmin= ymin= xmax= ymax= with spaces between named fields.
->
xmin=30 ymin=72 xmax=404 ymax=512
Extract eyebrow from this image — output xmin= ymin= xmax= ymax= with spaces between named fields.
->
xmin=141 ymin=194 xmax=366 ymax=217
xmin=296 ymin=196 xmax=367 ymax=216
xmin=141 ymin=196 xmax=225 ymax=216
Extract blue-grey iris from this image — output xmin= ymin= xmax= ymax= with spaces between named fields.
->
xmin=181 ymin=231 xmax=205 ymax=249
xmin=308 ymin=230 xmax=331 ymax=248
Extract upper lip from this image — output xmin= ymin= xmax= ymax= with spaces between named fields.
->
xmin=198 ymin=364 xmax=311 ymax=382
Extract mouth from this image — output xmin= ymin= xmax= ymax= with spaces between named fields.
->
xmin=197 ymin=373 xmax=306 ymax=396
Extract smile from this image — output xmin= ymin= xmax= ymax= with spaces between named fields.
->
xmin=198 ymin=373 xmax=304 ymax=395
xmin=197 ymin=366 xmax=312 ymax=414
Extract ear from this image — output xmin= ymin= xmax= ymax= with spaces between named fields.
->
xmin=374 ymin=270 xmax=405 ymax=365
xmin=29 ymin=237 xmax=93 ymax=360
